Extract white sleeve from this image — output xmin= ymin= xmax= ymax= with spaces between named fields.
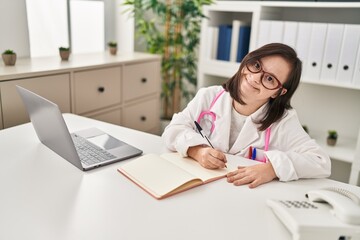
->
xmin=265 ymin=111 xmax=331 ymax=181
xmin=161 ymin=87 xmax=219 ymax=156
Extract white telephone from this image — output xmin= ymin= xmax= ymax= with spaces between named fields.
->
xmin=267 ymin=187 xmax=360 ymax=240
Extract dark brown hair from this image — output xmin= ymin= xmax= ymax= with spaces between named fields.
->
xmin=222 ymin=43 xmax=302 ymax=131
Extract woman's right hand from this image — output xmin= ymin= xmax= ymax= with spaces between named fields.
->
xmin=187 ymin=145 xmax=227 ymax=169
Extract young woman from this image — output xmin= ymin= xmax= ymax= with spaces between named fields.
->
xmin=162 ymin=43 xmax=331 ymax=188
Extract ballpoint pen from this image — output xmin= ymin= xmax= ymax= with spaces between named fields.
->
xmin=252 ymin=147 xmax=257 ymax=160
xmin=248 ymin=146 xmax=253 ymax=159
xmin=194 ymin=121 xmax=227 ymax=168
xmin=194 ymin=121 xmax=214 ymax=148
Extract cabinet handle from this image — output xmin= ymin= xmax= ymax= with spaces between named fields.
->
xmin=98 ymin=86 xmax=105 ymax=93
xmin=140 ymin=116 xmax=147 ymax=121
xmin=141 ymin=78 xmax=147 ymax=83
xmin=343 ymin=65 xmax=349 ymax=70
xmin=327 ymin=63 xmax=332 ymax=69
xmin=312 ymin=62 xmax=317 ymax=67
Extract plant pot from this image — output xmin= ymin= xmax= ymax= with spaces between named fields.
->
xmin=2 ymin=53 xmax=17 ymax=66
xmin=59 ymin=50 xmax=70 ymax=61
xmin=327 ymin=138 xmax=337 ymax=146
xmin=109 ymin=47 xmax=117 ymax=55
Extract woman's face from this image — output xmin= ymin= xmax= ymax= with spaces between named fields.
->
xmin=240 ymin=55 xmax=291 ymax=104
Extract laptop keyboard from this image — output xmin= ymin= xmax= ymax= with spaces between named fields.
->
xmin=71 ymin=134 xmax=116 ymax=165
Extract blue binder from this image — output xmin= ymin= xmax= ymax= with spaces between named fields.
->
xmin=236 ymin=26 xmax=251 ymax=62
xmin=216 ymin=24 xmax=232 ymax=61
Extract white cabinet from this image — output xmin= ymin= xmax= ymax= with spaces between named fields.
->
xmin=86 ymin=107 xmax=122 ymax=126
xmin=122 ymin=98 xmax=160 ymax=134
xmin=0 ymin=52 xmax=162 ymax=134
xmin=73 ymin=66 xmax=122 ymax=115
xmin=198 ymin=1 xmax=360 ymax=182
xmin=0 ymin=74 xmax=71 ymax=128
xmin=122 ymin=61 xmax=160 ymax=102
xmin=121 ymin=61 xmax=161 ymax=134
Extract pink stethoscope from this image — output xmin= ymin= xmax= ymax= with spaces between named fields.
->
xmin=196 ymin=89 xmax=271 ymax=161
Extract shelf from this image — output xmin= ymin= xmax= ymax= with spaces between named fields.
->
xmin=201 ymin=60 xmax=239 ymax=78
xmin=209 ymin=1 xmax=360 ymax=9
xmin=301 ymin=78 xmax=360 ymax=91
xmin=310 ymin=132 xmax=356 ymax=164
xmin=200 ymin=60 xmax=360 ymax=91
xmin=198 ymin=1 xmax=360 ymax=166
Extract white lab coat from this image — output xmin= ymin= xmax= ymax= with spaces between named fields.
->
xmin=162 ymin=85 xmax=331 ymax=182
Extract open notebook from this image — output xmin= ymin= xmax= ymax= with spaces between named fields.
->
xmin=118 ymin=153 xmax=259 ymax=199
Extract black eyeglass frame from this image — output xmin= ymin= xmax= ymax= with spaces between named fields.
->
xmin=245 ymin=59 xmax=284 ymax=90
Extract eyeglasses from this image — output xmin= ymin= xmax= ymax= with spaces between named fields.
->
xmin=245 ymin=60 xmax=284 ymax=90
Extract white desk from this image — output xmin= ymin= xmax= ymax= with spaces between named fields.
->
xmin=1 ymin=113 xmax=359 ymax=240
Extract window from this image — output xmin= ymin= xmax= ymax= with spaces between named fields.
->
xmin=26 ymin=0 xmax=69 ymax=57
xmin=70 ymin=0 xmax=105 ymax=54
xmin=26 ymin=0 xmax=105 ymax=57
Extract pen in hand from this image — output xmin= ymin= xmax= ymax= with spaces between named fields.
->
xmin=194 ymin=121 xmax=227 ymax=168
xmin=194 ymin=121 xmax=214 ymax=148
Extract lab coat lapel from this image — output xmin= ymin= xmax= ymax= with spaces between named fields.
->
xmin=229 ymin=118 xmax=259 ymax=154
xmin=229 ymin=104 xmax=268 ymax=154
xmin=210 ymin=91 xmax=233 ymax=152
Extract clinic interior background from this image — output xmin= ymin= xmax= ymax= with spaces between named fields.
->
xmin=1 ymin=0 xmax=360 ymax=184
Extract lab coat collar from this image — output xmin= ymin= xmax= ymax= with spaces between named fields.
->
xmin=211 ymin=91 xmax=269 ymax=153
xmin=230 ymin=104 xmax=268 ymax=154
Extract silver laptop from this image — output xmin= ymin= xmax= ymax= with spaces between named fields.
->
xmin=16 ymin=85 xmax=143 ymax=171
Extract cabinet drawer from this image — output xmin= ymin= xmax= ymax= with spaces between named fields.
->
xmin=86 ymin=108 xmax=121 ymax=126
xmin=0 ymin=74 xmax=71 ymax=128
xmin=122 ymin=61 xmax=160 ymax=102
xmin=122 ymin=98 xmax=160 ymax=132
xmin=74 ymin=67 xmax=121 ymax=114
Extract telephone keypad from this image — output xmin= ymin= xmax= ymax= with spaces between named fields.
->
xmin=280 ymin=200 xmax=318 ymax=209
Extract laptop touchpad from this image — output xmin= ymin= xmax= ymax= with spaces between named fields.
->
xmin=87 ymin=134 xmax=124 ymax=150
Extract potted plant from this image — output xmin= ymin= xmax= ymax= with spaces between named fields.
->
xmin=59 ymin=47 xmax=70 ymax=61
xmin=123 ymin=0 xmax=213 ymax=120
xmin=108 ymin=41 xmax=117 ymax=55
xmin=327 ymin=130 xmax=338 ymax=146
xmin=2 ymin=49 xmax=17 ymax=66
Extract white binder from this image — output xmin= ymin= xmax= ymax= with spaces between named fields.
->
xmin=210 ymin=26 xmax=219 ymax=60
xmin=337 ymin=24 xmax=360 ymax=84
xmin=230 ymin=20 xmax=240 ymax=62
xmin=268 ymin=21 xmax=284 ymax=44
xmin=320 ymin=24 xmax=344 ymax=83
xmin=257 ymin=20 xmax=271 ymax=48
xmin=206 ymin=26 xmax=215 ymax=59
xmin=282 ymin=21 xmax=298 ymax=49
xmin=230 ymin=20 xmax=248 ymax=62
xmin=305 ymin=23 xmax=328 ymax=81
xmin=295 ymin=22 xmax=312 ymax=78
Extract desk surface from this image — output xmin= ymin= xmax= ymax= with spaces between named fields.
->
xmin=1 ymin=114 xmax=359 ymax=240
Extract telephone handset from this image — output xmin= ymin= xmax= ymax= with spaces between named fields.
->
xmin=267 ymin=187 xmax=360 ymax=240
xmin=306 ymin=187 xmax=360 ymax=225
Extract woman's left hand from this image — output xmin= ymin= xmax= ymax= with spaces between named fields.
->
xmin=226 ymin=163 xmax=277 ymax=188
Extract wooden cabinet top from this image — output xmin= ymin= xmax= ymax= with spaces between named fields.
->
xmin=0 ymin=52 xmax=161 ymax=81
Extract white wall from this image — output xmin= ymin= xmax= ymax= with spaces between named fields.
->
xmin=104 ymin=0 xmax=117 ymax=45
xmin=0 ymin=0 xmax=131 ymax=58
xmin=292 ymin=83 xmax=360 ymax=140
xmin=115 ymin=0 xmax=134 ymax=53
xmin=0 ymin=0 xmax=30 ymax=57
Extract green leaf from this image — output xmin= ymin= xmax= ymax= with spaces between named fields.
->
xmin=124 ymin=0 xmax=213 ymax=117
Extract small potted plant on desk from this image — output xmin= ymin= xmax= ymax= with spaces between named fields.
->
xmin=59 ymin=47 xmax=70 ymax=61
xmin=2 ymin=49 xmax=17 ymax=66
xmin=108 ymin=41 xmax=117 ymax=55
xmin=327 ymin=130 xmax=338 ymax=146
